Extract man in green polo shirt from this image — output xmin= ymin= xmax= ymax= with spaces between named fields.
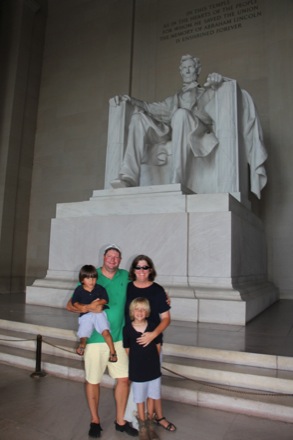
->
xmin=66 ymin=245 xmax=138 ymax=438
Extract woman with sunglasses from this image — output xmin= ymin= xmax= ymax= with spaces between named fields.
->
xmin=124 ymin=255 xmax=176 ymax=433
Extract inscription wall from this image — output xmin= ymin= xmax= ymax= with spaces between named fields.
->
xmin=159 ymin=0 xmax=262 ymax=43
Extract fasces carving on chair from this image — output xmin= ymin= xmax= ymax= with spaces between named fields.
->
xmin=104 ymin=55 xmax=267 ymax=200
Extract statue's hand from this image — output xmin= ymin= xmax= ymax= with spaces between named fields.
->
xmin=120 ymin=94 xmax=131 ymax=103
xmin=203 ymin=73 xmax=223 ymax=90
xmin=110 ymin=95 xmax=131 ymax=106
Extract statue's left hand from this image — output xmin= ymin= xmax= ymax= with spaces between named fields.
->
xmin=203 ymin=73 xmax=223 ymax=90
xmin=109 ymin=95 xmax=131 ymax=106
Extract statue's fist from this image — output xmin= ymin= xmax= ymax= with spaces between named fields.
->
xmin=204 ymin=73 xmax=223 ymax=89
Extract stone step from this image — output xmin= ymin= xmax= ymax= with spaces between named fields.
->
xmin=1 ymin=321 xmax=293 ymax=391
xmin=162 ymin=354 xmax=293 ymax=394
xmin=0 ymin=318 xmax=76 ymax=340
xmin=162 ymin=373 xmax=293 ymax=424
xmin=0 ymin=319 xmax=293 ymax=423
xmin=1 ymin=344 xmax=293 ymax=424
xmin=0 ymin=327 xmax=78 ymax=360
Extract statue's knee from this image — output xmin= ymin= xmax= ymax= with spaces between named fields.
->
xmin=130 ymin=112 xmax=145 ymax=126
xmin=129 ymin=112 xmax=151 ymax=136
xmin=172 ymin=108 xmax=191 ymax=123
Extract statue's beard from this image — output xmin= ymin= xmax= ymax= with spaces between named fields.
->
xmin=182 ymin=81 xmax=199 ymax=92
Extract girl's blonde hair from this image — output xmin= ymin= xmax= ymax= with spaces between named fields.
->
xmin=129 ymin=297 xmax=151 ymax=320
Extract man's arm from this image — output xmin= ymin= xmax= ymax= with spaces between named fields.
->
xmin=66 ymin=298 xmax=80 ymax=313
xmin=89 ymin=298 xmax=107 ymax=311
xmin=65 ymin=298 xmax=105 ymax=314
xmin=165 ymin=289 xmax=171 ymax=306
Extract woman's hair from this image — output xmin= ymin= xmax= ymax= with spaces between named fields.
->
xmin=129 ymin=297 xmax=151 ymax=320
xmin=79 ymin=264 xmax=97 ymax=283
xmin=129 ymin=254 xmax=157 ymax=281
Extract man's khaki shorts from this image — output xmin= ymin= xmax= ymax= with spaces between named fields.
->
xmin=84 ymin=340 xmax=129 ymax=384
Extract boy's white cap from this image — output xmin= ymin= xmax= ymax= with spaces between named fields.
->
xmin=104 ymin=244 xmax=122 ymax=254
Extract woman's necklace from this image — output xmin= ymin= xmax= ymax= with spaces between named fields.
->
xmin=133 ymin=281 xmax=152 ymax=288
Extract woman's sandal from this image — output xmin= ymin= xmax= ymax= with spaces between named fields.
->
xmin=76 ymin=345 xmax=85 ymax=356
xmin=155 ymin=416 xmax=176 ymax=432
xmin=109 ymin=352 xmax=118 ymax=362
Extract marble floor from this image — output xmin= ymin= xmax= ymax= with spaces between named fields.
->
xmin=0 ymin=294 xmax=293 ymax=439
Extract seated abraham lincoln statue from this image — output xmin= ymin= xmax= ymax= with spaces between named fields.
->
xmin=107 ymin=54 xmax=267 ymax=200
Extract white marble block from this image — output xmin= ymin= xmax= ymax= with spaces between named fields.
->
xmin=26 ymin=185 xmax=278 ymax=324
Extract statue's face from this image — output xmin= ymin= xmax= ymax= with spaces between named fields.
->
xmin=180 ymin=59 xmax=198 ymax=83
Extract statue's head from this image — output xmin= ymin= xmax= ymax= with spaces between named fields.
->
xmin=179 ymin=54 xmax=201 ymax=83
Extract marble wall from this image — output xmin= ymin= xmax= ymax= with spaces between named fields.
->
xmin=22 ymin=0 xmax=293 ymax=298
xmin=0 ymin=0 xmax=46 ymax=293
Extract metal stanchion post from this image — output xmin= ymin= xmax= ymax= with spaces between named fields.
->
xmin=31 ymin=334 xmax=47 ymax=378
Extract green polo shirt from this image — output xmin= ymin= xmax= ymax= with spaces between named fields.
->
xmin=87 ymin=267 xmax=129 ymax=344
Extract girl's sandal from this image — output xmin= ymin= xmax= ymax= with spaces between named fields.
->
xmin=155 ymin=416 xmax=176 ymax=432
xmin=76 ymin=345 xmax=85 ymax=356
xmin=109 ymin=352 xmax=118 ymax=362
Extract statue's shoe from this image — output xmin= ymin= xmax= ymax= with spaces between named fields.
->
xmin=110 ymin=178 xmax=129 ymax=188
xmin=110 ymin=176 xmax=135 ymax=188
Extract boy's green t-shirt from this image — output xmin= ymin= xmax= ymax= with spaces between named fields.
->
xmin=87 ymin=267 xmax=129 ymax=344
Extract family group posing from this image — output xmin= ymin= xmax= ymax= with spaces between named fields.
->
xmin=66 ymin=244 xmax=176 ymax=439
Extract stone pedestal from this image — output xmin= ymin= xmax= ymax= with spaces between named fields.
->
xmin=26 ymin=185 xmax=278 ymax=325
